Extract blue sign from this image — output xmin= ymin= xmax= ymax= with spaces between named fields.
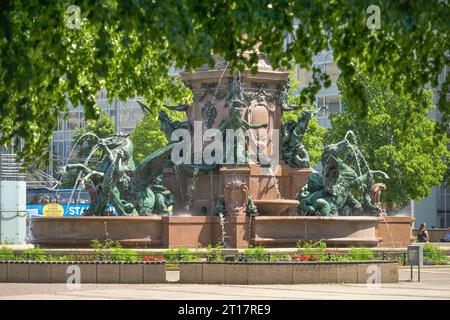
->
xmin=26 ymin=204 xmax=117 ymax=216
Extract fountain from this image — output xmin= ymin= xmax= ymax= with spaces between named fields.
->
xmin=31 ymin=54 xmax=414 ymax=248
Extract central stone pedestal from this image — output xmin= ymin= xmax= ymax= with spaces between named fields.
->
xmin=164 ymin=164 xmax=311 ymax=217
xmin=222 ymin=215 xmax=252 ymax=248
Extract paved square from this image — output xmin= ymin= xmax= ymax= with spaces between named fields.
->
xmin=0 ymin=268 xmax=449 ymax=300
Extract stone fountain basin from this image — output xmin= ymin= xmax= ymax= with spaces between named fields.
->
xmin=30 ymin=215 xmax=414 ymax=248
xmin=253 ymin=216 xmax=382 ymax=247
xmin=254 ymin=199 xmax=299 ymax=216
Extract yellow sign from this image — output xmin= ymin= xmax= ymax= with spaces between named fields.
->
xmin=43 ymin=203 xmax=64 ymax=217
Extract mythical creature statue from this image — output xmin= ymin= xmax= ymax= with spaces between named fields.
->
xmin=218 ymin=75 xmax=268 ymax=164
xmin=219 ymin=75 xmax=268 ymax=132
xmin=296 ymin=136 xmax=388 ymax=216
xmin=277 ymin=82 xmax=300 ymax=111
xmin=214 ymin=193 xmax=258 ymax=217
xmin=63 ymin=133 xmax=175 ymax=216
xmin=370 ymin=183 xmax=386 ymax=207
xmin=281 ymin=109 xmax=314 ymax=168
xmin=158 ymin=110 xmax=191 ymax=141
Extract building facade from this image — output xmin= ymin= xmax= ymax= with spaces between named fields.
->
xmin=414 ymin=64 xmax=449 ymax=229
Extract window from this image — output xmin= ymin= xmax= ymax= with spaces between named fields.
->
xmin=325 ymin=63 xmax=340 ymax=83
xmin=438 ymin=185 xmax=450 ymax=228
xmin=317 ymin=95 xmax=340 ymax=117
xmin=67 ymin=112 xmax=80 ymax=130
xmin=56 ymin=115 xmax=65 ymax=131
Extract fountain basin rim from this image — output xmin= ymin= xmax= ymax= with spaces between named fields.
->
xmin=253 ymin=199 xmax=300 ymax=205
xmin=32 ymin=216 xmax=384 ymax=221
xmin=31 ymin=216 xmax=166 ymax=221
xmin=255 ymin=216 xmax=381 ymax=221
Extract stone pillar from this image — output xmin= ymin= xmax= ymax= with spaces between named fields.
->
xmin=283 ymin=167 xmax=313 ymax=199
xmin=223 ymin=215 xmax=252 ymax=248
xmin=219 ymin=166 xmax=252 ymax=247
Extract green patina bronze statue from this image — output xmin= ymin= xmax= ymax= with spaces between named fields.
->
xmin=219 ymin=75 xmax=268 ymax=132
xmin=64 ymin=133 xmax=175 ymax=216
xmin=281 ymin=109 xmax=314 ymax=168
xmin=219 ymin=75 xmax=268 ymax=165
xmin=296 ymin=135 xmax=388 ymax=216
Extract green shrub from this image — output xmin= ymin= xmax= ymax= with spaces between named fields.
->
xmin=327 ymin=254 xmax=350 ymax=262
xmin=423 ymin=244 xmax=448 ymax=264
xmin=205 ymin=243 xmax=225 ymax=262
xmin=19 ymin=247 xmax=47 ymax=261
xmin=0 ymin=247 xmax=15 ymax=260
xmin=164 ymin=247 xmax=197 ymax=262
xmin=46 ymin=255 xmax=75 ymax=262
xmin=348 ymin=248 xmax=374 ymax=261
xmin=108 ymin=248 xmax=140 ymax=262
xmin=269 ymin=254 xmax=292 ymax=262
xmin=90 ymin=239 xmax=139 ymax=262
xmin=243 ymin=246 xmax=269 ymax=262
xmin=0 ymin=246 xmax=75 ymax=262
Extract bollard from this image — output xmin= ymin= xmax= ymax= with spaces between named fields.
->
xmin=407 ymin=244 xmax=423 ymax=282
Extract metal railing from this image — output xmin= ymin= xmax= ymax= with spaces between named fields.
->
xmin=0 ymin=250 xmax=412 ymax=264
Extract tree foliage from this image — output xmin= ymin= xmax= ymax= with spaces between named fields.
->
xmin=129 ymin=74 xmax=192 ymax=163
xmin=72 ymin=112 xmax=115 ymax=160
xmin=130 ymin=106 xmax=191 ymax=164
xmin=326 ymin=73 xmax=449 ymax=207
xmin=1 ymin=1 xmax=448 ymax=166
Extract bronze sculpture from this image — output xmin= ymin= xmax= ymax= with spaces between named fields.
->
xmin=63 ymin=133 xmax=174 ymax=216
xmin=297 ymin=137 xmax=388 ymax=216
xmin=281 ymin=109 xmax=314 ymax=168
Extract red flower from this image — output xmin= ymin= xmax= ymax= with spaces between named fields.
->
xmin=143 ymin=256 xmax=163 ymax=262
xmin=292 ymin=255 xmax=320 ymax=262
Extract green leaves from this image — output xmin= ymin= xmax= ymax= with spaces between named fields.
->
xmin=326 ymin=72 xmax=449 ymax=207
xmin=1 ymin=1 xmax=449 ymax=167
xmin=130 ymin=80 xmax=192 ymax=163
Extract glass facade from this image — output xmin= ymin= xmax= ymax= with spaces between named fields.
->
xmin=296 ymin=51 xmax=341 ymax=129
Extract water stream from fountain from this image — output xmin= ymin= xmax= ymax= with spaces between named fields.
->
xmin=68 ymin=144 xmax=100 ymax=205
xmin=344 ymin=131 xmax=395 ymax=244
xmin=104 ymin=221 xmax=109 ymax=240
xmin=249 ymin=125 xmax=282 ymax=200
xmin=218 ymin=211 xmax=228 ymax=248
xmin=174 ymin=166 xmax=186 ymax=206
xmin=65 ymin=132 xmax=102 ymax=167
xmin=379 ymin=213 xmax=396 ymax=246
xmin=267 ymin=165 xmax=282 ymax=199
xmin=344 ymin=130 xmax=364 ymax=176
xmin=185 ymin=166 xmax=200 ymax=212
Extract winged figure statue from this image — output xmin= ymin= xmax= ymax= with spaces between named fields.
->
xmin=63 ymin=133 xmax=174 ymax=216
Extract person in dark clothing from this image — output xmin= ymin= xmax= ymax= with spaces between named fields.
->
xmin=417 ymin=223 xmax=430 ymax=243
